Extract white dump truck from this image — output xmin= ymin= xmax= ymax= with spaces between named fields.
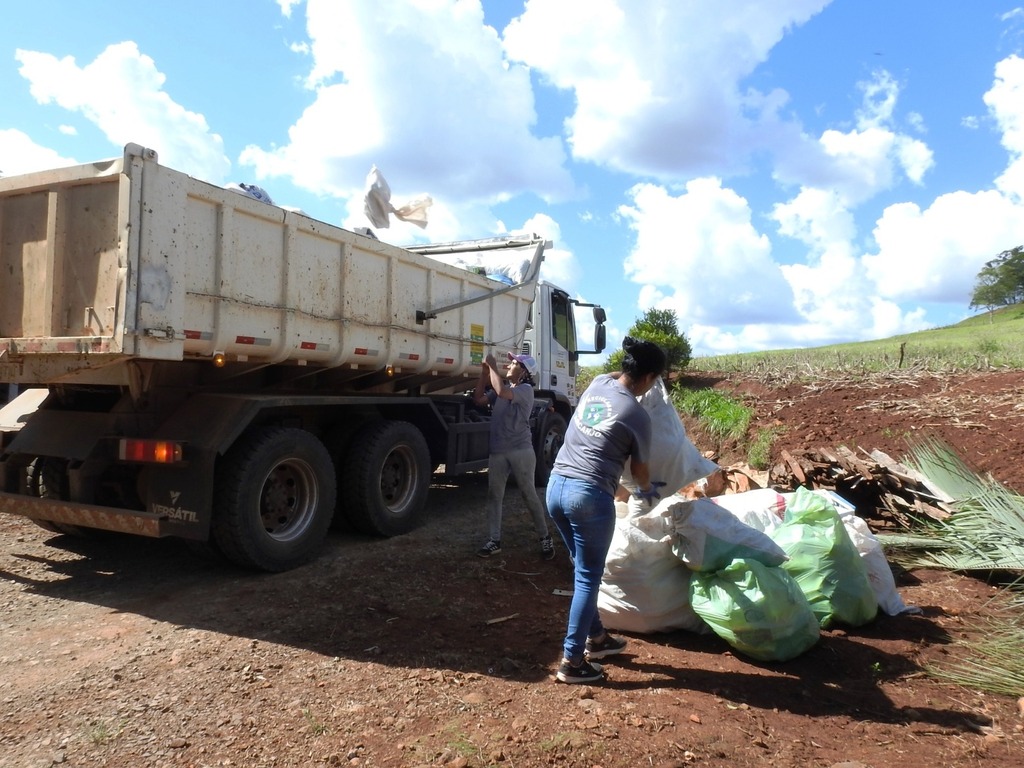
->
xmin=0 ymin=144 xmax=605 ymax=571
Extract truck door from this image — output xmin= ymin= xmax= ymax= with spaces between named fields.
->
xmin=525 ymin=284 xmax=576 ymax=402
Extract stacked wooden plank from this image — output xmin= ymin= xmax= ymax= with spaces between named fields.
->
xmin=703 ymin=447 xmax=956 ymax=531
xmin=769 ymin=447 xmax=954 ymax=529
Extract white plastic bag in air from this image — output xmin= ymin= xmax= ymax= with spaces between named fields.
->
xmin=364 ymin=166 xmax=432 ymax=229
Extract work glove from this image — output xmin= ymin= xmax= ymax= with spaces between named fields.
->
xmin=632 ymin=481 xmax=667 ymax=505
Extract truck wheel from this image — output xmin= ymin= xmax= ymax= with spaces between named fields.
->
xmin=212 ymin=427 xmax=336 ymax=572
xmin=341 ymin=420 xmax=430 ymax=537
xmin=26 ymin=458 xmax=91 ymax=537
xmin=534 ymin=412 xmax=567 ymax=488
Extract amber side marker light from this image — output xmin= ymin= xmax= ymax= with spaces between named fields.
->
xmin=119 ymin=439 xmax=184 ymax=464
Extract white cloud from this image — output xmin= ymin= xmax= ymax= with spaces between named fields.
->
xmin=771 ymin=187 xmax=871 ymax=333
xmin=619 ymin=166 xmax=945 ymax=357
xmin=15 ymin=42 xmax=229 ymax=182
xmin=863 ymin=190 xmax=1024 ymax=303
xmin=278 ymin=0 xmax=303 ymax=19
xmin=516 ymin=213 xmax=581 ymax=290
xmin=709 ymin=53 xmax=1024 ymax=355
xmin=502 ymin=0 xmax=831 ymax=177
xmin=618 ymin=179 xmax=799 ymax=327
xmin=243 ymin=0 xmax=573 ymax=223
xmin=503 ymin=3 xmax=931 ymax=215
xmin=773 ymin=71 xmax=933 ymax=204
xmin=0 ymin=130 xmax=76 ymax=176
xmin=986 ymin=53 xmax=1024 ymax=200
xmin=773 ymin=187 xmax=855 ymax=251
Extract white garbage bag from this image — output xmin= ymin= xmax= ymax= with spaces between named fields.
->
xmin=620 ymin=378 xmax=719 ymax=497
xmin=598 ymin=506 xmax=706 ymax=634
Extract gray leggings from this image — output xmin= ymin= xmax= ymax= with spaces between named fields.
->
xmin=486 ymin=446 xmax=549 ymax=541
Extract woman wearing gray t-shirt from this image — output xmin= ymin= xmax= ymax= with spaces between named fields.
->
xmin=473 ymin=352 xmax=554 ymax=560
xmin=547 ymin=337 xmax=667 ymax=684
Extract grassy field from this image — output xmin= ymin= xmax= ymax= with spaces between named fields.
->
xmin=689 ymin=303 xmax=1024 ymax=375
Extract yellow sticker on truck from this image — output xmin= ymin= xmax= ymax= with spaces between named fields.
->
xmin=470 ymin=323 xmax=484 ymax=364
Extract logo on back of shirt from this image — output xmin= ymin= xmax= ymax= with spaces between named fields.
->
xmin=581 ymin=401 xmax=607 ymax=427
xmin=576 ymin=395 xmax=613 ymax=436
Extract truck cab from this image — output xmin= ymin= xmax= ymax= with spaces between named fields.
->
xmin=523 ymin=280 xmax=607 ymax=409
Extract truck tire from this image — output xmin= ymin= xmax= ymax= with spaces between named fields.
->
xmin=340 ymin=420 xmax=430 ymax=537
xmin=26 ymin=457 xmax=91 ymax=537
xmin=534 ymin=411 xmax=567 ymax=488
xmin=212 ymin=427 xmax=336 ymax=572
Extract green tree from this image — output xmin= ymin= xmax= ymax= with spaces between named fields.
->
xmin=603 ymin=308 xmax=692 ymax=375
xmin=971 ymin=246 xmax=1024 ymax=317
xmin=575 ymin=365 xmax=601 ymax=394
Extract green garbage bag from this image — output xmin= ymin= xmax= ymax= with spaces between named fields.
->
xmin=690 ymin=557 xmax=820 ymax=662
xmin=770 ymin=487 xmax=878 ymax=629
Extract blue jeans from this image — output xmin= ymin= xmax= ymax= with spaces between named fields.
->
xmin=546 ymin=473 xmax=615 ymax=663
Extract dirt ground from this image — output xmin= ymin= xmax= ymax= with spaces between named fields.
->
xmin=1 ymin=369 xmax=1023 ymax=768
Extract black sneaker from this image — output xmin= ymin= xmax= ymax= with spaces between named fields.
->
xmin=585 ymin=633 xmax=628 ymax=659
xmin=476 ymin=539 xmax=501 ymax=557
xmin=556 ymin=658 xmax=604 ymax=684
xmin=540 ymin=535 xmax=555 ymax=560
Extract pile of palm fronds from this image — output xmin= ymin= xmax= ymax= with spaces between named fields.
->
xmin=881 ymin=437 xmax=1024 ymax=572
xmin=923 ymin=589 xmax=1024 ymax=698
xmin=877 ymin=438 xmax=1024 ymax=697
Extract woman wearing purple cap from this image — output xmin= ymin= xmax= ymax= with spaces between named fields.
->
xmin=472 ymin=351 xmax=555 ymax=560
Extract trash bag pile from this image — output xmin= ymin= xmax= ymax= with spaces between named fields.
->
xmin=597 ymin=380 xmax=919 ymax=662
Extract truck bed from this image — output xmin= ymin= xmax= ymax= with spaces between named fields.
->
xmin=0 ymin=144 xmax=543 ymax=392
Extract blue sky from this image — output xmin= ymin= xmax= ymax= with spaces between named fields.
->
xmin=4 ymin=1 xmax=1024 ymax=359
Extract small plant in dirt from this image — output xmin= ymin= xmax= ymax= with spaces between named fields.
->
xmin=747 ymin=425 xmax=782 ymax=470
xmin=881 ymin=426 xmax=911 ymax=440
xmin=87 ymin=718 xmax=125 ymax=745
xmin=302 ymin=707 xmax=328 ymax=736
xmin=441 ymin=724 xmax=483 ymax=760
xmin=672 ymin=387 xmax=752 ymax=443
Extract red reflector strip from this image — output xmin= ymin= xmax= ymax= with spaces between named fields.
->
xmin=300 ymin=341 xmax=317 ymax=350
xmin=236 ymin=335 xmax=256 ymax=345
xmin=119 ymin=439 xmax=184 ymax=464
xmin=57 ymin=342 xmax=78 ymax=352
xmin=399 ymin=353 xmax=420 ymax=361
xmin=184 ymin=329 xmax=202 ymax=340
xmin=355 ymin=348 xmax=368 ymax=355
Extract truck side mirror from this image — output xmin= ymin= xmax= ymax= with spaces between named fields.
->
xmin=594 ymin=324 xmax=606 ymax=353
xmin=593 ymin=307 xmax=607 ymax=324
